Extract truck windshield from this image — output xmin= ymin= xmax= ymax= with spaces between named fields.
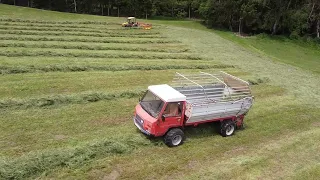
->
xmin=139 ymin=91 xmax=164 ymax=118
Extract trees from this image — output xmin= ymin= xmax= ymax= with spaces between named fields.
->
xmin=308 ymin=0 xmax=320 ymax=38
xmin=73 ymin=0 xmax=77 ymax=12
xmin=2 ymin=0 xmax=320 ymax=38
xmin=197 ymin=0 xmax=320 ymax=38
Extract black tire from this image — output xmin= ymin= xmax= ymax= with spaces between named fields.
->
xmin=220 ymin=120 xmax=236 ymax=137
xmin=164 ymin=128 xmax=185 ymax=147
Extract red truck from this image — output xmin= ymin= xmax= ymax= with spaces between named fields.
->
xmin=134 ymin=72 xmax=254 ymax=147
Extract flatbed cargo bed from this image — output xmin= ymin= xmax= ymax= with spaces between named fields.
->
xmin=172 ymin=72 xmax=254 ymax=124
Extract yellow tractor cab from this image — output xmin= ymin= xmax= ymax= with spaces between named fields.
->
xmin=122 ymin=17 xmax=139 ymax=27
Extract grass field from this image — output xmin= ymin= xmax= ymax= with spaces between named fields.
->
xmin=0 ymin=4 xmax=319 ymax=180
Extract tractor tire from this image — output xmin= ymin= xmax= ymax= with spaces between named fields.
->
xmin=164 ymin=128 xmax=185 ymax=147
xmin=220 ymin=120 xmax=236 ymax=137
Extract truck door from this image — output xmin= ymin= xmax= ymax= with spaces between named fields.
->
xmin=161 ymin=102 xmax=183 ymax=129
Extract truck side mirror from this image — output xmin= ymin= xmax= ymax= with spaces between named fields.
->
xmin=162 ymin=115 xmax=165 ymax=122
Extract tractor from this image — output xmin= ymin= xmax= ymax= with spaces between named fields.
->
xmin=121 ymin=17 xmax=152 ymax=29
xmin=122 ymin=17 xmax=139 ymax=27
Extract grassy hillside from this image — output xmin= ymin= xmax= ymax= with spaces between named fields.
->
xmin=147 ymin=20 xmax=320 ymax=74
xmin=213 ymin=32 xmax=320 ymax=74
xmin=0 ymin=4 xmax=319 ymax=179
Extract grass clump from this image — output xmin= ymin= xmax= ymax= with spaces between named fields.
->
xmin=0 ymin=135 xmax=151 ymax=179
xmin=0 ymin=90 xmax=144 ymax=109
xmin=247 ymin=77 xmax=270 ymax=85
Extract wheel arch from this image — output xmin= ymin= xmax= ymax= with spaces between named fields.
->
xmin=163 ymin=126 xmax=184 ymax=136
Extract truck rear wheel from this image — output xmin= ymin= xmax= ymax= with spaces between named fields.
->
xmin=164 ymin=128 xmax=184 ymax=147
xmin=220 ymin=120 xmax=235 ymax=137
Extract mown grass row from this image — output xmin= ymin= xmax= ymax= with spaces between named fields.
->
xmin=0 ymin=36 xmax=178 ymax=44
xmin=0 ymin=22 xmax=126 ymax=29
xmin=0 ymin=64 xmax=231 ymax=74
xmin=0 ymin=30 xmax=164 ymax=38
xmin=0 ymin=25 xmax=161 ymax=34
xmin=0 ymin=90 xmax=143 ymax=109
xmin=0 ymin=42 xmax=188 ymax=53
xmin=0 ymin=50 xmax=201 ymax=59
xmin=0 ymin=18 xmax=120 ymax=25
xmin=0 ymin=135 xmax=151 ymax=179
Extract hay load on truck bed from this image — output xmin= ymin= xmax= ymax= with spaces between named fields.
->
xmin=133 ymin=71 xmax=254 ymax=147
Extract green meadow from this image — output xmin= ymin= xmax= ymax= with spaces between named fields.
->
xmin=0 ymin=4 xmax=319 ymax=180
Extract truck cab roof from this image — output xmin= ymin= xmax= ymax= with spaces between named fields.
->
xmin=148 ymin=84 xmax=186 ymax=102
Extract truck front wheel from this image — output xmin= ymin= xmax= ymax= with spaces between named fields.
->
xmin=164 ymin=128 xmax=185 ymax=147
xmin=220 ymin=120 xmax=235 ymax=137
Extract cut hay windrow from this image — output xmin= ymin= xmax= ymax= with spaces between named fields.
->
xmin=0 ymin=90 xmax=144 ymax=109
xmin=0 ymin=36 xmax=179 ymax=44
xmin=0 ymin=64 xmax=232 ymax=74
xmin=0 ymin=30 xmax=164 ymax=38
xmin=0 ymin=22 xmax=127 ymax=29
xmin=0 ymin=134 xmax=151 ymax=179
xmin=0 ymin=50 xmax=201 ymax=60
xmin=0 ymin=43 xmax=189 ymax=53
xmin=0 ymin=25 xmax=161 ymax=35
xmin=0 ymin=18 xmax=120 ymax=25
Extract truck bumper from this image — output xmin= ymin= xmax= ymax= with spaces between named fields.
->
xmin=133 ymin=117 xmax=151 ymax=136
